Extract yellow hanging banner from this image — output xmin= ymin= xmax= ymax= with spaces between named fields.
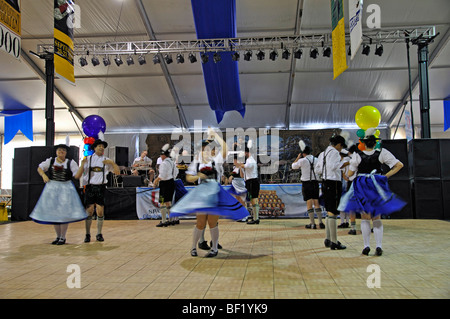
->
xmin=54 ymin=0 xmax=75 ymax=84
xmin=331 ymin=0 xmax=348 ymax=79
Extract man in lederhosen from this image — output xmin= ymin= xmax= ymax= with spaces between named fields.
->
xmin=75 ymin=137 xmax=119 ymax=242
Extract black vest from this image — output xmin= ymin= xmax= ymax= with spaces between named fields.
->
xmin=48 ymin=158 xmax=73 ymax=181
xmin=357 ymin=150 xmax=382 ymax=174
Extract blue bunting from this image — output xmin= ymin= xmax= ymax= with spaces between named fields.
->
xmin=191 ymin=0 xmax=245 ymax=123
xmin=444 ymin=100 xmax=450 ymax=132
xmin=1 ymin=92 xmax=33 ymax=144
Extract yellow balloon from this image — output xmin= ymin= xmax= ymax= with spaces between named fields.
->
xmin=355 ymin=106 xmax=381 ymax=130
xmin=375 ymin=129 xmax=380 ymax=138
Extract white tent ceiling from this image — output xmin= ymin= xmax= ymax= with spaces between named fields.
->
xmin=1 ymin=0 xmax=449 ymax=136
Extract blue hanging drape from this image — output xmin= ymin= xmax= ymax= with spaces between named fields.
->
xmin=191 ymin=0 xmax=245 ymax=123
xmin=1 ymin=93 xmax=33 ymax=144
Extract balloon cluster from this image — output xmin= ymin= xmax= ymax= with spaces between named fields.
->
xmin=81 ymin=115 xmax=106 ymax=157
xmin=354 ymin=106 xmax=381 ymax=151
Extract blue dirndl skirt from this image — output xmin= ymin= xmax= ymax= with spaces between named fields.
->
xmin=338 ymin=173 xmax=406 ymax=217
xmin=30 ymin=180 xmax=88 ymax=225
xmin=170 ymin=180 xmax=249 ymax=220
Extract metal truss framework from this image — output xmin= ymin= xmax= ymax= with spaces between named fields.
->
xmin=37 ymin=26 xmax=437 ymax=57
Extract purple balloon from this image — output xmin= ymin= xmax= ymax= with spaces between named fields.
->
xmin=82 ymin=115 xmax=106 ymax=139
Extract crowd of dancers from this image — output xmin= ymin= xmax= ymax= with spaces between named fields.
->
xmin=29 ymin=127 xmax=405 ymax=258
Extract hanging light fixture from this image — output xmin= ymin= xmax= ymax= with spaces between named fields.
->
xmin=176 ymin=53 xmax=185 ymax=64
xmin=256 ymin=50 xmax=265 ymax=60
xmin=138 ymin=55 xmax=146 ymax=65
xmin=243 ymin=50 xmax=252 ymax=61
xmin=310 ymin=47 xmax=319 ymax=59
xmin=231 ymin=51 xmax=240 ymax=61
xmin=188 ymin=52 xmax=197 ymax=63
xmin=269 ymin=49 xmax=278 ymax=61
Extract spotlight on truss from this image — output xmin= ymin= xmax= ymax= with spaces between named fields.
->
xmin=114 ymin=55 xmax=123 ymax=66
xmin=375 ymin=44 xmax=384 ymax=56
xmin=213 ymin=52 xmax=221 ymax=63
xmin=269 ymin=49 xmax=278 ymax=61
xmin=176 ymin=53 xmax=184 ymax=64
xmin=294 ymin=48 xmax=303 ymax=59
xmin=103 ymin=56 xmax=111 ymax=66
xmin=79 ymin=57 xmax=88 ymax=67
xmin=138 ymin=55 xmax=146 ymax=65
xmin=201 ymin=52 xmax=209 ymax=63
xmin=282 ymin=49 xmax=290 ymax=60
xmin=164 ymin=53 xmax=173 ymax=64
xmin=244 ymin=50 xmax=252 ymax=61
xmin=188 ymin=52 xmax=197 ymax=63
xmin=256 ymin=50 xmax=265 ymax=61
xmin=362 ymin=44 xmax=370 ymax=56
xmin=310 ymin=47 xmax=319 ymax=59
xmin=323 ymin=47 xmax=331 ymax=58
xmin=91 ymin=56 xmax=100 ymax=66
xmin=153 ymin=54 xmax=161 ymax=64
xmin=231 ymin=51 xmax=240 ymax=61
xmin=126 ymin=56 xmax=134 ymax=65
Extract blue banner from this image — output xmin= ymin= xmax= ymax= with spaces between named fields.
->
xmin=444 ymin=100 xmax=450 ymax=132
xmin=191 ymin=0 xmax=245 ymax=123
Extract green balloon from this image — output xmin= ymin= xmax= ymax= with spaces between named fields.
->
xmin=357 ymin=129 xmax=365 ymax=138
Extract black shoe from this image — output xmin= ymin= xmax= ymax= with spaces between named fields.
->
xmin=84 ymin=234 xmax=91 ymax=243
xmin=56 ymin=238 xmax=66 ymax=245
xmin=319 ymin=222 xmax=325 ymax=229
xmin=96 ymin=234 xmax=104 ymax=242
xmin=175 ymin=219 xmax=180 ymax=224
xmin=305 ymin=224 xmax=317 ymax=229
xmin=330 ymin=241 xmax=346 ymax=250
xmin=362 ymin=247 xmax=370 ymax=255
xmin=348 ymin=229 xmax=357 ymax=235
xmin=375 ymin=247 xmax=383 ymax=256
xmin=324 ymin=238 xmax=331 ymax=248
xmin=247 ymin=219 xmax=260 ymax=224
xmin=210 ymin=241 xmax=222 ymax=249
xmin=338 ymin=223 xmax=345 ymax=228
xmin=156 ymin=221 xmax=165 ymax=227
xmin=52 ymin=238 xmax=61 ymax=245
xmin=191 ymin=248 xmax=198 ymax=257
xmin=205 ymin=250 xmax=218 ymax=258
xmin=198 ymin=241 xmax=210 ymax=250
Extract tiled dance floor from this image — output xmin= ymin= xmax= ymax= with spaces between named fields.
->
xmin=0 ymin=218 xmax=448 ymax=299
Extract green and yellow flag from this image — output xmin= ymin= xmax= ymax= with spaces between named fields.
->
xmin=331 ymin=0 xmax=347 ymax=79
xmin=54 ymin=0 xmax=75 ymax=84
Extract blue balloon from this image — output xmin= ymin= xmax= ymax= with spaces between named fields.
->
xmin=82 ymin=115 xmax=106 ymax=139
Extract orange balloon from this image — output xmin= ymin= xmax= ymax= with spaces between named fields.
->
xmin=358 ymin=143 xmax=366 ymax=151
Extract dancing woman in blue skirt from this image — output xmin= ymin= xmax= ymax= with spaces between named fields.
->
xmin=339 ymin=131 xmax=405 ymax=256
xmin=30 ymin=144 xmax=87 ymax=245
xmin=170 ymin=130 xmax=249 ymax=258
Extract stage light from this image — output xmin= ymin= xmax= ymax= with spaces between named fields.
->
xmin=347 ymin=46 xmax=351 ymax=56
xmin=79 ymin=57 xmax=88 ymax=67
xmin=375 ymin=44 xmax=383 ymax=56
xmin=310 ymin=47 xmax=319 ymax=59
xmin=188 ymin=52 xmax=197 ymax=63
xmin=231 ymin=51 xmax=240 ymax=61
xmin=294 ymin=48 xmax=302 ymax=59
xmin=269 ymin=49 xmax=278 ymax=61
xmin=282 ymin=49 xmax=290 ymax=60
xmin=256 ymin=50 xmax=265 ymax=60
xmin=91 ymin=56 xmax=100 ymax=66
xmin=152 ymin=54 xmax=161 ymax=64
xmin=164 ymin=53 xmax=173 ymax=64
xmin=213 ymin=52 xmax=221 ymax=63
xmin=103 ymin=56 xmax=111 ymax=66
xmin=114 ymin=55 xmax=123 ymax=66
xmin=176 ymin=53 xmax=185 ymax=64
xmin=126 ymin=56 xmax=134 ymax=65
xmin=138 ymin=55 xmax=146 ymax=65
xmin=362 ymin=44 xmax=370 ymax=56
xmin=323 ymin=47 xmax=331 ymax=57
xmin=243 ymin=50 xmax=252 ymax=61
xmin=201 ymin=53 xmax=209 ymax=63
